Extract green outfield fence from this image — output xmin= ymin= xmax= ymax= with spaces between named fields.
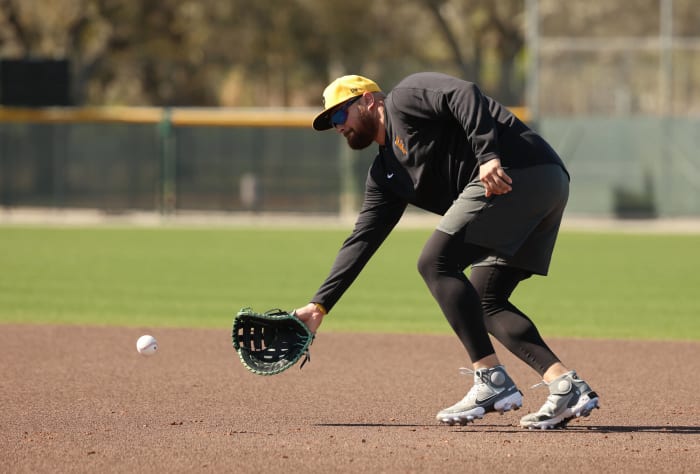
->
xmin=0 ymin=107 xmax=352 ymax=215
xmin=0 ymin=106 xmax=698 ymax=218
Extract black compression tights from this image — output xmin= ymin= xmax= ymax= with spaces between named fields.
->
xmin=417 ymin=229 xmax=560 ymax=375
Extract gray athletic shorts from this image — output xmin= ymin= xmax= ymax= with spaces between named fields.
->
xmin=436 ymin=164 xmax=569 ymax=276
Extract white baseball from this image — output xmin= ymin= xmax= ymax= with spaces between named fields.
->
xmin=136 ymin=335 xmax=158 ymax=356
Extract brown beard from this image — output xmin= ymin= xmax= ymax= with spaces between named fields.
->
xmin=345 ymin=106 xmax=377 ymax=150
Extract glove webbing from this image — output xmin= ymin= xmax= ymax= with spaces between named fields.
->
xmin=245 ymin=327 xmax=309 ymax=368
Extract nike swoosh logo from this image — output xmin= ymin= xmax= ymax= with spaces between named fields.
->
xmin=386 ymin=173 xmax=394 ymax=179
xmin=475 ymin=392 xmax=502 ymax=405
xmin=475 ymin=386 xmax=517 ymax=405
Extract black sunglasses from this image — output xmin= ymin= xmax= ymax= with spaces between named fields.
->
xmin=330 ymin=96 xmax=361 ymax=127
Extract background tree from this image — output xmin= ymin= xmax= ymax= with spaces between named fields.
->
xmin=0 ymin=0 xmax=697 ymax=113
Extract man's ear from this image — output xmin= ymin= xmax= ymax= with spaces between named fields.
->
xmin=363 ymin=91 xmax=378 ymax=109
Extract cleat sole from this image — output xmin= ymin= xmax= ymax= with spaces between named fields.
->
xmin=521 ymin=396 xmax=600 ymax=430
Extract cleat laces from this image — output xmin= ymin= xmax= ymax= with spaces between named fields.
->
xmin=529 ymin=380 xmax=559 ymax=414
xmin=457 ymin=367 xmax=489 ymax=400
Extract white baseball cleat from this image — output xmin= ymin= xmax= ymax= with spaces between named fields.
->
xmin=437 ymin=366 xmax=523 ymax=425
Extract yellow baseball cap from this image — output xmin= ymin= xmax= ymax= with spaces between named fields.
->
xmin=312 ymin=75 xmax=382 ymax=131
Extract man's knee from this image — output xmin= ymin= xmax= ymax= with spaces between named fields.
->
xmin=416 ymin=249 xmax=436 ymax=283
xmin=417 ymin=230 xmax=452 ymax=282
xmin=472 ymin=266 xmax=531 ymax=314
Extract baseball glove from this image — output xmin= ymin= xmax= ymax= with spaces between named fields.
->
xmin=232 ymin=307 xmax=314 ymax=376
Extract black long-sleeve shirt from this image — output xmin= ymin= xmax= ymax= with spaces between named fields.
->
xmin=311 ymin=72 xmax=566 ymax=311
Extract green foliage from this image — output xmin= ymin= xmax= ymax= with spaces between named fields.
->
xmin=2 ymin=1 xmax=700 ymax=111
xmin=0 ymin=0 xmax=529 ymax=106
xmin=0 ymin=226 xmax=698 ymax=341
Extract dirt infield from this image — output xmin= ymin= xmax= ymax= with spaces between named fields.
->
xmin=1 ymin=325 xmax=698 ymax=473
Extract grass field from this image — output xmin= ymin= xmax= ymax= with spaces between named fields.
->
xmin=1 ymin=225 xmax=698 ymax=340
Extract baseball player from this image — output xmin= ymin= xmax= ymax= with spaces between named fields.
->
xmin=295 ymin=72 xmax=599 ymax=429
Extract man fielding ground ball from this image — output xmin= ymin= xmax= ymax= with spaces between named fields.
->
xmin=294 ymin=72 xmax=599 ymax=429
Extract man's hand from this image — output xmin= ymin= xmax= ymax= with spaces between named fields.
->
xmin=479 ymin=158 xmax=513 ymax=197
xmin=294 ymin=303 xmax=325 ymax=334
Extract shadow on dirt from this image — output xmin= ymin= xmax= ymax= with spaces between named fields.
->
xmin=316 ymin=423 xmax=700 ymax=434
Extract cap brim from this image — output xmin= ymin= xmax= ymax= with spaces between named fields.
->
xmin=312 ymin=95 xmax=360 ymax=131
xmin=312 ymin=109 xmax=333 ymax=131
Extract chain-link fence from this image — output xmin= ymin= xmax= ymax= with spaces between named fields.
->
xmin=0 ymin=109 xmax=367 ymax=216
xmin=1 ymin=109 xmax=698 ymax=218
